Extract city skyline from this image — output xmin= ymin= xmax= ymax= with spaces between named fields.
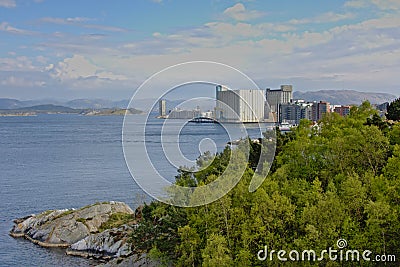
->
xmin=1 ymin=0 xmax=400 ymax=100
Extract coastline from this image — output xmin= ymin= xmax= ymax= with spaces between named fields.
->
xmin=9 ymin=201 xmax=142 ymax=265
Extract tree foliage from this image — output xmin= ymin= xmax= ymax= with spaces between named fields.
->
xmin=130 ymin=101 xmax=400 ymax=266
xmin=387 ymin=98 xmax=400 ymax=121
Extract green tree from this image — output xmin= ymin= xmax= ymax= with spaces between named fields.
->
xmin=176 ymin=225 xmax=201 ymax=267
xmin=386 ymin=98 xmax=400 ymax=121
xmin=129 ymin=100 xmax=400 ymax=266
xmin=388 ymin=123 xmax=400 ymax=145
xmin=201 ymin=234 xmax=233 ymax=267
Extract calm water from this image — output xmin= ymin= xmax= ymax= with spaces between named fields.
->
xmin=0 ymin=114 xmax=268 ymax=266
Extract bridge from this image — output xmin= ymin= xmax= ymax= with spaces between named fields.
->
xmin=189 ymin=117 xmax=219 ymax=124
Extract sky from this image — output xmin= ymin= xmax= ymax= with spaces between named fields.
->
xmin=0 ymin=0 xmax=399 ymax=100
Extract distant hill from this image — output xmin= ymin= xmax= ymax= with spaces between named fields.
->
xmin=17 ymin=104 xmax=77 ymax=113
xmin=0 ymin=103 xmax=144 ymax=116
xmin=0 ymin=98 xmax=130 ymax=110
xmin=293 ymin=90 xmax=397 ymax=105
xmin=0 ymin=104 xmax=79 ymax=115
xmin=0 ymin=98 xmax=24 ymax=109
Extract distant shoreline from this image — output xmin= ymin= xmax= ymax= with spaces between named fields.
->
xmin=0 ymin=112 xmax=36 ymax=117
xmin=0 ymin=107 xmax=143 ymax=117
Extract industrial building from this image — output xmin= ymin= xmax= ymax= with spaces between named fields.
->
xmin=215 ymin=85 xmax=265 ymax=123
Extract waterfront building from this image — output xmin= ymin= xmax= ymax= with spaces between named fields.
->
xmin=167 ymin=108 xmax=196 ymax=119
xmin=215 ymin=85 xmax=265 ymax=123
xmin=159 ymin=99 xmax=166 ymax=117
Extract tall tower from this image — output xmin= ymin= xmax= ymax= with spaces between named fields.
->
xmin=159 ymin=99 xmax=166 ymax=117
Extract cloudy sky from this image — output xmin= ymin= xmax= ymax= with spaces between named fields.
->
xmin=0 ymin=0 xmax=399 ymax=100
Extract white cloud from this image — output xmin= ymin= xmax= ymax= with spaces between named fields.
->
xmin=205 ymin=22 xmax=263 ymax=39
xmin=223 ymin=3 xmax=264 ymax=21
xmin=82 ymin=24 xmax=128 ymax=33
xmin=289 ymin=12 xmax=355 ymax=25
xmin=46 ymin=54 xmax=128 ymax=82
xmin=36 ymin=56 xmax=48 ymax=64
xmin=1 ymin=76 xmax=46 ymax=87
xmin=344 ymin=0 xmax=368 ymax=8
xmin=36 ymin=7 xmax=400 ymax=93
xmin=0 ymin=56 xmax=37 ymax=71
xmin=2 ymin=1 xmax=400 ymax=96
xmin=40 ymin=17 xmax=94 ymax=24
xmin=0 ymin=22 xmax=37 ymax=35
xmin=39 ymin=17 xmax=128 ymax=32
xmin=370 ymin=0 xmax=400 ymax=10
xmin=344 ymin=0 xmax=400 ymax=10
xmin=0 ymin=0 xmax=16 ymax=8
xmin=152 ymin=32 xmax=162 ymax=37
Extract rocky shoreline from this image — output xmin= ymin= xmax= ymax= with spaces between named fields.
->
xmin=9 ymin=201 xmax=150 ymax=266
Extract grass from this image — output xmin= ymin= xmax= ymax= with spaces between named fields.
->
xmin=51 ymin=209 xmax=75 ymax=221
xmin=98 ymin=212 xmax=134 ymax=232
xmin=37 ymin=210 xmax=54 ymax=218
xmin=76 ymin=218 xmax=86 ymax=223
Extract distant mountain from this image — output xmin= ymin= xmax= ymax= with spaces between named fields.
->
xmin=0 ymin=98 xmax=65 ymax=109
xmin=0 ymin=98 xmax=24 ymax=109
xmin=0 ymin=104 xmax=79 ymax=115
xmin=15 ymin=104 xmax=78 ymax=113
xmin=293 ymin=90 xmax=397 ymax=105
xmin=0 ymin=98 xmax=130 ymax=110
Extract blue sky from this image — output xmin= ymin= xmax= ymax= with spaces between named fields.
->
xmin=0 ymin=0 xmax=399 ymax=100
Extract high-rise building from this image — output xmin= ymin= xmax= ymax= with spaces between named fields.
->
xmin=334 ymin=105 xmax=351 ymax=117
xmin=318 ymin=101 xmax=330 ymax=120
xmin=215 ymin=85 xmax=265 ymax=122
xmin=265 ymin=85 xmax=293 ymax=122
xmin=280 ymin=100 xmax=313 ymax=124
xmin=159 ymin=99 xmax=166 ymax=117
xmin=311 ymin=101 xmax=330 ymax=121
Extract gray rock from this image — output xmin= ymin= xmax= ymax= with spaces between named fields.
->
xmin=97 ymin=254 xmax=159 ymax=267
xmin=10 ymin=201 xmax=134 ymax=247
xmin=67 ymin=224 xmax=134 ymax=258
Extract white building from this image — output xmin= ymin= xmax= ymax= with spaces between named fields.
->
xmin=159 ymin=99 xmax=166 ymax=117
xmin=215 ymin=85 xmax=265 ymax=123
